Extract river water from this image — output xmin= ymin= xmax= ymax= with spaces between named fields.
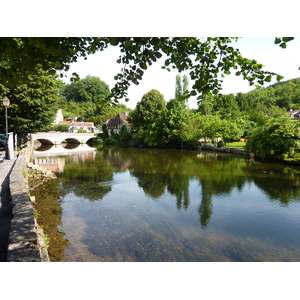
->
xmin=30 ymin=145 xmax=300 ymax=262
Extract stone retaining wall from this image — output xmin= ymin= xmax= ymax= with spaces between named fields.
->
xmin=7 ymin=140 xmax=50 ymax=262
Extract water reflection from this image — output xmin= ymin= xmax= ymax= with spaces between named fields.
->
xmin=30 ymin=146 xmax=300 ymax=261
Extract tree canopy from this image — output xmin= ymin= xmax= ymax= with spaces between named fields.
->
xmin=0 ymin=37 xmax=293 ymax=102
xmin=129 ymin=89 xmax=166 ymax=130
xmin=0 ymin=67 xmax=62 ymax=135
xmin=59 ymin=75 xmax=128 ymax=124
xmin=247 ymin=115 xmax=300 ymax=160
xmin=61 ymin=75 xmax=110 ymax=103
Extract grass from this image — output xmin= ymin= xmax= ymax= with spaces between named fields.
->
xmin=34 ymin=210 xmax=40 ymax=219
xmin=226 ymin=142 xmax=246 ymax=149
xmin=43 ymin=234 xmax=50 ymax=248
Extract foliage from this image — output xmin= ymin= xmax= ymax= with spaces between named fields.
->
xmin=175 ymin=74 xmax=189 ymax=98
xmin=60 ymin=75 xmax=112 ymax=122
xmin=43 ymin=234 xmax=50 ymax=249
xmin=61 ymin=75 xmax=110 ymax=103
xmin=55 ymin=123 xmax=70 ymax=132
xmin=77 ymin=129 xmax=87 ymax=133
xmin=181 ymin=113 xmax=243 ymax=145
xmin=163 ymin=97 xmax=190 ymax=146
xmin=101 ymin=124 xmax=109 ymax=139
xmin=211 ymin=94 xmax=240 ymax=120
xmin=0 ymin=37 xmax=293 ymax=102
xmin=143 ymin=118 xmax=167 ymax=147
xmin=91 ymin=103 xmax=129 ymax=125
xmin=197 ymin=78 xmax=300 ymax=122
xmin=0 ymin=67 xmax=62 ymax=135
xmin=119 ymin=125 xmax=132 ymax=147
xmin=129 ymin=89 xmax=166 ymax=130
xmin=130 ymin=88 xmax=193 ymax=147
xmin=247 ymin=116 xmax=300 ymax=159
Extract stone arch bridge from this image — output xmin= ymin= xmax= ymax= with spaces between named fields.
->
xmin=32 ymin=132 xmax=96 ymax=145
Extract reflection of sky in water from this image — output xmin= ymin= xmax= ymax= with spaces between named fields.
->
xmin=57 ymin=170 xmax=300 ymax=262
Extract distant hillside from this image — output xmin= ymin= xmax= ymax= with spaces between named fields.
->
xmin=237 ymin=77 xmax=300 ymax=111
xmin=198 ymin=77 xmax=300 ymax=119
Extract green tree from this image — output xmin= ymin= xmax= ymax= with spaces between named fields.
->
xmin=197 ymin=94 xmax=214 ymax=115
xmin=129 ymin=89 xmax=166 ymax=130
xmin=120 ymin=125 xmax=132 ymax=147
xmin=143 ymin=117 xmax=167 ymax=147
xmin=181 ymin=113 xmax=243 ymax=146
xmin=0 ymin=67 xmax=62 ymax=135
xmin=175 ymin=74 xmax=189 ymax=98
xmin=61 ymin=75 xmax=110 ymax=103
xmin=212 ymin=94 xmax=240 ymax=120
xmin=163 ymin=97 xmax=190 ymax=146
xmin=247 ymin=116 xmax=300 ymax=160
xmin=0 ymin=37 xmax=291 ymax=101
xmin=60 ymin=75 xmax=111 ymax=121
xmin=56 ymin=123 xmax=70 ymax=132
xmin=181 ymin=113 xmax=207 ymax=145
xmin=101 ymin=124 xmax=109 ymax=139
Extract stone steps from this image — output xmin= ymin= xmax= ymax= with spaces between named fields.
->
xmin=27 ymin=162 xmax=57 ymax=179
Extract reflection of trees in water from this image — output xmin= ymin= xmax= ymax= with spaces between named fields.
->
xmin=167 ymin=174 xmax=190 ymax=210
xmin=196 ymin=158 xmax=250 ymax=228
xmin=128 ymin=150 xmax=254 ymax=228
xmin=132 ymin=172 xmax=167 ymax=198
xmin=249 ymin=166 xmax=300 ymax=205
xmin=198 ymin=189 xmax=213 ymax=228
xmin=32 ymin=147 xmax=300 ymax=260
xmin=58 ymin=150 xmax=115 ymax=201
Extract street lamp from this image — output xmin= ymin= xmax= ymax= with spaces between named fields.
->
xmin=2 ymin=96 xmax=10 ymax=159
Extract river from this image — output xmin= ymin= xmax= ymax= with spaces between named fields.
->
xmin=29 ymin=145 xmax=300 ymax=262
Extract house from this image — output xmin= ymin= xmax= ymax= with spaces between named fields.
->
xmin=287 ymin=109 xmax=300 ymax=120
xmin=58 ymin=120 xmax=96 ymax=133
xmin=106 ymin=112 xmax=131 ymax=136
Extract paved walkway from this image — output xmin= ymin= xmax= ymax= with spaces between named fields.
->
xmin=0 ymin=157 xmax=16 ymax=262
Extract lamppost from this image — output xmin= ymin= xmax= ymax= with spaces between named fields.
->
xmin=2 ymin=97 xmax=10 ymax=159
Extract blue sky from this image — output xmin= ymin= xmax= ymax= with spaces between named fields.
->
xmin=62 ymin=37 xmax=300 ymax=109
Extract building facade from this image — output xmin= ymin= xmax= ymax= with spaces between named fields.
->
xmin=106 ymin=112 xmax=131 ymax=136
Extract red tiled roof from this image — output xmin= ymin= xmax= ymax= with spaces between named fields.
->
xmin=106 ymin=113 xmax=130 ymax=127
xmin=58 ymin=121 xmax=94 ymax=126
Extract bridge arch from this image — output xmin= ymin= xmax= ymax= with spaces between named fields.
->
xmin=64 ymin=138 xmax=81 ymax=144
xmin=36 ymin=138 xmax=54 ymax=145
xmin=86 ymin=137 xmax=96 ymax=144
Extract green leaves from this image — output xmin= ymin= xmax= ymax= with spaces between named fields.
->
xmin=277 ymin=74 xmax=284 ymax=81
xmin=247 ymin=116 xmax=300 ymax=160
xmin=274 ymin=37 xmax=294 ymax=49
xmin=0 ymin=37 xmax=295 ymax=103
xmin=265 ymin=75 xmax=272 ymax=82
xmin=0 ymin=67 xmax=63 ymax=134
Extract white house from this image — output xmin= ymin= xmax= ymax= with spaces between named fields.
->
xmin=53 ymin=109 xmax=64 ymax=124
xmin=58 ymin=120 xmax=96 ymax=133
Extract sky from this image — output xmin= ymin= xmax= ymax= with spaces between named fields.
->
xmin=60 ymin=37 xmax=300 ymax=110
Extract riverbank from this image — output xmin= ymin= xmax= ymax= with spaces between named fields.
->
xmin=199 ymin=144 xmax=253 ymax=158
xmin=6 ymin=140 xmax=50 ymax=262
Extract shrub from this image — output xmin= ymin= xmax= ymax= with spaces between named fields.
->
xmin=247 ymin=116 xmax=300 ymax=160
